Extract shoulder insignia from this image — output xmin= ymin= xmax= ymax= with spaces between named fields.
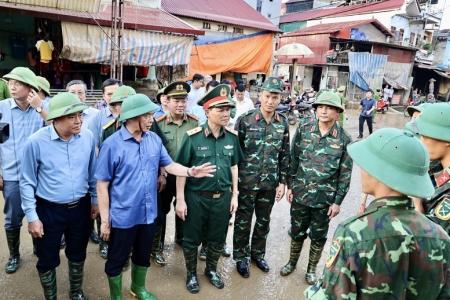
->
xmin=187 ymin=113 xmax=199 ymax=121
xmin=435 ymin=196 xmax=450 ymax=221
xmin=186 ymin=126 xmax=202 ymax=136
xmin=156 ymin=115 xmax=167 ymax=123
xmin=325 ymin=239 xmax=341 ymax=268
xmin=332 ymin=129 xmax=338 ymax=138
xmin=310 ymin=125 xmax=316 ymax=132
xmin=102 ymin=119 xmax=116 ymax=130
xmin=436 ymin=170 xmax=450 ymax=187
xmin=224 ymin=127 xmax=238 ymax=136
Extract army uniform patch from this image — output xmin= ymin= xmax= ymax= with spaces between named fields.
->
xmin=435 ymin=196 xmax=450 ymax=221
xmin=325 ymin=239 xmax=341 ymax=268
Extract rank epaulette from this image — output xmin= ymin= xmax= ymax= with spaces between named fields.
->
xmin=224 ymin=127 xmax=238 ymax=136
xmin=310 ymin=125 xmax=316 ymax=132
xmin=332 ymin=129 xmax=337 ymax=137
xmin=436 ymin=169 xmax=450 ymax=187
xmin=156 ymin=115 xmax=167 ymax=122
xmin=102 ymin=119 xmax=116 ymax=130
xmin=187 ymin=126 xmax=202 ymax=136
xmin=187 ymin=113 xmax=199 ymax=121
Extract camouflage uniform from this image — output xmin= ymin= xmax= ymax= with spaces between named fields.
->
xmin=424 ymin=167 xmax=450 ymax=235
xmin=286 ymin=118 xmax=352 ymax=282
xmin=305 ymin=196 xmax=450 ymax=299
xmin=233 ymin=108 xmax=290 ymax=263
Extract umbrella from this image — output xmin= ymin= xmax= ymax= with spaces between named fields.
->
xmin=274 ymin=43 xmax=314 ymax=96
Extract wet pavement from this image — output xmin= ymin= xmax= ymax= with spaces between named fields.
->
xmin=0 ymin=108 xmax=410 ymax=299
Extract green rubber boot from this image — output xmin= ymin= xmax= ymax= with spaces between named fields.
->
xmin=107 ymin=273 xmax=123 ymax=300
xmin=280 ymin=240 xmax=304 ymax=276
xmin=204 ymin=244 xmax=224 ymax=289
xmin=183 ymin=248 xmax=199 ymax=294
xmin=305 ymin=242 xmax=325 ymax=285
xmin=38 ymin=269 xmax=57 ymax=300
xmin=151 ymin=226 xmax=166 ymax=267
xmin=130 ymin=262 xmax=156 ymax=300
xmin=5 ymin=229 xmax=21 ymax=274
xmin=68 ymin=260 xmax=89 ymax=300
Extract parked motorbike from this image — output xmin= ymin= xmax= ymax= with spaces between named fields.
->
xmin=377 ymin=98 xmax=388 ymax=114
xmin=276 ymin=102 xmax=313 ymax=125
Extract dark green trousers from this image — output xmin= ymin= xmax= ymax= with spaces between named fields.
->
xmin=290 ymin=202 xmax=330 ymax=246
xmin=183 ymin=190 xmax=230 ymax=250
xmin=233 ymin=189 xmax=276 ymax=262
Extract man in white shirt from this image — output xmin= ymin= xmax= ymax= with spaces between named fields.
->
xmin=229 ymin=84 xmax=255 ymax=128
xmin=66 ymin=80 xmax=99 ymax=129
xmin=187 ymin=74 xmax=205 ymax=112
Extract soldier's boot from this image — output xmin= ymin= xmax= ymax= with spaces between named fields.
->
xmin=280 ymin=240 xmax=304 ymax=276
xmin=129 ymin=262 xmax=157 ymax=300
xmin=183 ymin=248 xmax=199 ymax=294
xmin=107 ymin=272 xmax=123 ymax=300
xmin=150 ymin=226 xmax=166 ymax=267
xmin=204 ymin=245 xmax=224 ymax=289
xmin=68 ymin=260 xmax=89 ymax=300
xmin=305 ymin=242 xmax=325 ymax=285
xmin=174 ymin=215 xmax=184 ymax=246
xmin=5 ymin=229 xmax=21 ymax=274
xmin=39 ymin=269 xmax=57 ymax=300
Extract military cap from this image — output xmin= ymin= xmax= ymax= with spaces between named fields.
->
xmin=164 ymin=81 xmax=190 ymax=98
xmin=406 ymin=103 xmax=430 ymax=118
xmin=312 ymin=91 xmax=343 ymax=113
xmin=156 ymin=87 xmax=165 ymax=103
xmin=337 ymin=86 xmax=346 ymax=92
xmin=110 ymin=85 xmax=136 ymax=105
xmin=415 ymin=103 xmax=450 ymax=142
xmin=119 ymin=94 xmax=159 ymax=122
xmin=261 ymin=77 xmax=284 ymax=93
xmin=3 ymin=67 xmax=40 ymax=91
xmin=198 ymin=84 xmax=235 ymax=109
xmin=36 ymin=76 xmax=50 ymax=96
xmin=47 ymin=92 xmax=88 ymax=121
xmin=348 ymin=128 xmax=434 ymax=198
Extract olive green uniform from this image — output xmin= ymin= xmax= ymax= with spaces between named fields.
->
xmin=373 ymin=92 xmax=380 ymax=120
xmin=337 ymin=93 xmax=345 ymax=127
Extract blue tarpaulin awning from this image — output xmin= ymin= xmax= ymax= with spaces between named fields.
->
xmin=348 ymin=52 xmax=387 ymax=90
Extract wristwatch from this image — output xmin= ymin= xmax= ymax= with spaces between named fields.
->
xmin=36 ymin=106 xmax=42 ymax=113
xmin=160 ymin=172 xmax=168 ymax=177
xmin=232 ymin=191 xmax=239 ymax=195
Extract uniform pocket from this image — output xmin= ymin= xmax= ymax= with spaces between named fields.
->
xmin=196 ymin=150 xmax=212 ymax=158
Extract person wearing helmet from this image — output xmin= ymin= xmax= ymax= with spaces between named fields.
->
xmin=0 ymin=67 xmax=48 ymax=274
xmin=175 ymin=85 xmax=243 ymax=293
xmin=282 ymin=92 xmax=352 ymax=285
xmin=154 ymin=87 xmax=169 ymax=118
xmin=20 ymin=92 xmax=98 ymax=300
xmin=96 ymin=94 xmax=216 ymax=300
xmin=36 ymin=76 xmax=51 ymax=104
xmin=414 ymin=103 xmax=450 ymax=235
xmin=335 ymin=86 xmax=346 ymax=127
xmin=305 ymin=128 xmax=450 ymax=299
xmin=357 ymin=89 xmax=377 ymax=138
xmin=66 ymin=80 xmax=99 ymax=129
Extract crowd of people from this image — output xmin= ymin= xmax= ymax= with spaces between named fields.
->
xmin=0 ymin=67 xmax=449 ymax=300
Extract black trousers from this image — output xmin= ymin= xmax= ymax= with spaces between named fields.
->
xmin=160 ymin=175 xmax=176 ymax=215
xmin=105 ymin=223 xmax=156 ymax=277
xmin=359 ymin=115 xmax=373 ymax=136
xmin=35 ymin=195 xmax=91 ymax=273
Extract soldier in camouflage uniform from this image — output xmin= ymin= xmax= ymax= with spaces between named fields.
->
xmin=282 ymin=92 xmax=352 ymax=285
xmin=414 ymin=103 xmax=450 ymax=235
xmin=305 ymin=127 xmax=450 ymax=299
xmin=233 ymin=77 xmax=290 ymax=278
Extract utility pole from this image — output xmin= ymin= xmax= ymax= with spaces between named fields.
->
xmin=110 ymin=0 xmax=124 ymax=80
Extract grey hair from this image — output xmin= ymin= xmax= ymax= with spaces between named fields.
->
xmin=66 ymin=80 xmax=87 ymax=92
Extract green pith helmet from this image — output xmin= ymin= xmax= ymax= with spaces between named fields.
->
xmin=337 ymin=86 xmax=346 ymax=92
xmin=36 ymin=76 xmax=50 ymax=96
xmin=348 ymin=128 xmax=434 ymax=198
xmin=261 ymin=77 xmax=284 ymax=93
xmin=3 ymin=67 xmax=40 ymax=91
xmin=110 ymin=85 xmax=136 ymax=105
xmin=156 ymin=87 xmax=165 ymax=103
xmin=312 ymin=91 xmax=344 ymax=113
xmin=164 ymin=81 xmax=190 ymax=98
xmin=406 ymin=103 xmax=430 ymax=118
xmin=118 ymin=94 xmax=159 ymax=122
xmin=197 ymin=84 xmax=234 ymax=109
xmin=46 ymin=92 xmax=88 ymax=121
xmin=415 ymin=103 xmax=450 ymax=142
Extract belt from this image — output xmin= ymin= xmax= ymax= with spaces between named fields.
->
xmin=38 ymin=197 xmax=80 ymax=209
xmin=200 ymin=191 xmax=225 ymax=199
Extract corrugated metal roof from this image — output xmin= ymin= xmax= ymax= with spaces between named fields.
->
xmin=161 ymin=0 xmax=282 ymax=32
xmin=281 ymin=0 xmax=404 ymax=23
xmin=282 ymin=19 xmax=393 ymax=37
xmin=0 ymin=2 xmax=204 ymax=35
xmin=349 ymin=52 xmax=387 ymax=90
xmin=0 ymin=0 xmax=101 ymax=13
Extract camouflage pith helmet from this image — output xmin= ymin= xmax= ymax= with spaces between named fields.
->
xmin=36 ymin=76 xmax=50 ymax=96
xmin=415 ymin=103 xmax=450 ymax=142
xmin=118 ymin=94 xmax=159 ymax=122
xmin=406 ymin=103 xmax=430 ymax=118
xmin=46 ymin=92 xmax=88 ymax=121
xmin=110 ymin=85 xmax=136 ymax=105
xmin=197 ymin=84 xmax=234 ymax=109
xmin=3 ymin=67 xmax=40 ymax=91
xmin=312 ymin=91 xmax=344 ymax=113
xmin=261 ymin=77 xmax=284 ymax=93
xmin=348 ymin=128 xmax=434 ymax=198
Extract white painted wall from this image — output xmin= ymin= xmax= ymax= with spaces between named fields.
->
xmin=178 ymin=17 xmax=262 ymax=36
xmin=244 ymin=0 xmax=283 ymax=25
xmin=128 ymin=0 xmax=161 ymax=8
xmin=350 ymin=23 xmax=388 ymax=42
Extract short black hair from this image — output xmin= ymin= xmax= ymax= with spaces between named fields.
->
xmin=236 ymin=84 xmax=246 ymax=92
xmin=193 ymin=73 xmax=204 ymax=81
xmin=206 ymin=80 xmax=219 ymax=92
xmin=366 ymin=89 xmax=373 ymax=94
xmin=220 ymin=79 xmax=231 ymax=85
xmin=102 ymin=78 xmax=123 ymax=93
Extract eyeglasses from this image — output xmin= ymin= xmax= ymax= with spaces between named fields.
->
xmin=140 ymin=112 xmax=155 ymax=120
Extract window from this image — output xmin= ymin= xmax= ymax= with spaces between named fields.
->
xmin=218 ymin=25 xmax=228 ymax=32
xmin=410 ymin=32 xmax=415 ymax=46
xmin=268 ymin=13 xmax=272 ymax=18
xmin=416 ymin=34 xmax=421 ymax=46
xmin=399 ymin=29 xmax=404 ymax=45
xmin=257 ymin=0 xmax=262 ymax=12
xmin=233 ymin=27 xmax=244 ymax=34
xmin=202 ymin=22 xmax=211 ymax=29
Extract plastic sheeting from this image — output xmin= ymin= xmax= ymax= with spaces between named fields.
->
xmin=184 ymin=31 xmax=274 ymax=79
xmin=348 ymin=52 xmax=387 ymax=91
xmin=384 ymin=62 xmax=411 ymax=89
xmin=60 ymin=22 xmax=194 ymax=66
